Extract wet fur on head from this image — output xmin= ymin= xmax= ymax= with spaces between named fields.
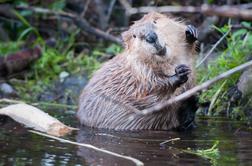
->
xmin=121 ymin=12 xmax=195 ymax=78
xmin=122 ymin=12 xmax=168 ymax=49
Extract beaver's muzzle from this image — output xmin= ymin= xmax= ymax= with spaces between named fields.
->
xmin=154 ymin=42 xmax=166 ymax=56
xmin=145 ymin=31 xmax=167 ymax=56
xmin=156 ymin=46 xmax=166 ymax=56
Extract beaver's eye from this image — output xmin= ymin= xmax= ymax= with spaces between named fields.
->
xmin=145 ymin=32 xmax=157 ymax=44
xmin=153 ymin=20 xmax=157 ymax=24
xmin=133 ymin=34 xmax=136 ymax=38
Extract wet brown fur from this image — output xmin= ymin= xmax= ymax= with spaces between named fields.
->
xmin=77 ymin=12 xmax=197 ymax=130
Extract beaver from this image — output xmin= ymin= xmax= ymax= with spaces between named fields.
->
xmin=77 ymin=12 xmax=199 ymax=130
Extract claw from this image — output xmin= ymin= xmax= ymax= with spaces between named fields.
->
xmin=174 ymin=64 xmax=191 ymax=85
xmin=175 ymin=64 xmax=190 ymax=74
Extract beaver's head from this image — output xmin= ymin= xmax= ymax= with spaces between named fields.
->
xmin=122 ymin=12 xmax=190 ymax=65
xmin=122 ymin=22 xmax=169 ymax=63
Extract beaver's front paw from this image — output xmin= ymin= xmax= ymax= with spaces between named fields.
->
xmin=175 ymin=64 xmax=191 ymax=84
xmin=185 ymin=25 xmax=198 ymax=44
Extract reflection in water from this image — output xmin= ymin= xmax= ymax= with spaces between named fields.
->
xmin=0 ymin=115 xmax=252 ymax=166
xmin=75 ymin=126 xmax=210 ymax=166
xmin=0 ymin=117 xmax=84 ymax=166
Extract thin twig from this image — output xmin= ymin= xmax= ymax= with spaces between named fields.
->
xmin=0 ymin=98 xmax=77 ymax=110
xmin=196 ymin=29 xmax=230 ymax=68
xmin=231 ymin=24 xmax=252 ymax=31
xmin=160 ymin=138 xmax=181 ymax=146
xmin=32 ymin=102 xmax=77 ymax=109
xmin=80 ymin=0 xmax=91 ymax=18
xmin=137 ymin=60 xmax=252 ymax=116
xmin=207 ymin=80 xmax=226 ymax=115
xmin=29 ymin=130 xmax=144 ymax=166
xmin=106 ymin=0 xmax=117 ymax=23
xmin=239 ymin=3 xmax=252 ymax=9
xmin=0 ymin=98 xmax=24 ymax=104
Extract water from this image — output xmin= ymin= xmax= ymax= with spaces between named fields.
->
xmin=0 ymin=113 xmax=251 ymax=166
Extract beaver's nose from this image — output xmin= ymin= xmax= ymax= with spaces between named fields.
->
xmin=145 ymin=31 xmax=157 ymax=44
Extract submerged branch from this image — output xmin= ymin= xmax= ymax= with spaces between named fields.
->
xmin=0 ymin=98 xmax=77 ymax=109
xmin=160 ymin=138 xmax=181 ymax=146
xmin=29 ymin=130 xmax=144 ymax=166
xmin=139 ymin=60 xmax=252 ymax=116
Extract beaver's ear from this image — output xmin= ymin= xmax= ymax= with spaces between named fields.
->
xmin=122 ymin=30 xmax=133 ymax=49
xmin=185 ymin=25 xmax=198 ymax=44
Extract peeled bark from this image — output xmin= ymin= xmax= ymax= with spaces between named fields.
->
xmin=0 ymin=104 xmax=75 ymax=136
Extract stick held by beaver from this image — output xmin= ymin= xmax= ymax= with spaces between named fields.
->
xmin=77 ymin=12 xmax=199 ymax=130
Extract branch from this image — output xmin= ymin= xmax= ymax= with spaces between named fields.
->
xmin=0 ymin=98 xmax=77 ymax=109
xmin=119 ymin=0 xmax=252 ymax=21
xmin=4 ymin=5 xmax=122 ymax=45
xmin=0 ymin=104 xmax=76 ymax=136
xmin=80 ymin=0 xmax=91 ymax=18
xmin=29 ymin=130 xmax=144 ymax=166
xmin=196 ymin=29 xmax=230 ymax=68
xmin=104 ymin=0 xmax=117 ymax=27
xmin=197 ymin=24 xmax=252 ymax=68
xmin=73 ymin=17 xmax=121 ymax=44
xmin=231 ymin=24 xmax=252 ymax=31
xmin=0 ymin=4 xmax=16 ymax=18
xmin=138 ymin=60 xmax=252 ymax=116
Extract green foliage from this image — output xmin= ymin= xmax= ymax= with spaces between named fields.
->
xmin=0 ymin=30 xmax=120 ymax=102
xmin=207 ymin=0 xmax=215 ymax=4
xmin=0 ymin=8 xmax=124 ymax=102
xmin=197 ymin=22 xmax=252 ymax=108
xmin=0 ymin=41 xmax=23 ymax=56
xmin=1 ymin=10 xmax=43 ymax=43
xmin=49 ymin=0 xmax=66 ymax=11
xmin=4 ymin=38 xmax=122 ymax=102
xmin=12 ymin=0 xmax=66 ymax=10
xmin=184 ymin=141 xmax=220 ymax=166
xmin=33 ymin=47 xmax=65 ymax=83
xmin=14 ymin=10 xmax=42 ymax=41
xmin=5 ymin=39 xmax=104 ymax=101
xmin=230 ymin=107 xmax=246 ymax=120
xmin=105 ymin=44 xmax=122 ymax=54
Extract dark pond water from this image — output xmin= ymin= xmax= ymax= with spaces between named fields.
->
xmin=0 ymin=110 xmax=251 ymax=166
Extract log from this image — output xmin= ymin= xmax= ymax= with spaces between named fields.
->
xmin=0 ymin=46 xmax=42 ymax=76
xmin=0 ymin=104 xmax=76 ymax=136
xmin=119 ymin=0 xmax=252 ymax=21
